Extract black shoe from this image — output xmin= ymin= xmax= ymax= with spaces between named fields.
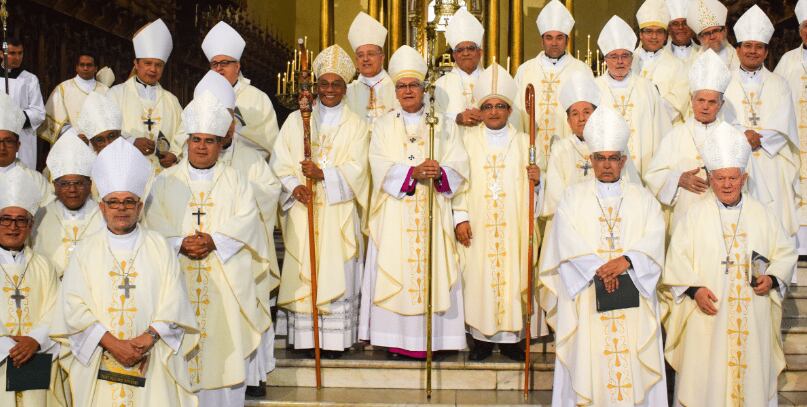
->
xmin=469 ymin=341 xmax=494 ymax=361
xmin=245 ymin=383 xmax=266 ymax=398
xmin=499 ymin=343 xmax=526 ymax=362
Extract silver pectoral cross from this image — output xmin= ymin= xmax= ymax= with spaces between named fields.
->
xmin=722 ymin=256 xmax=734 ymax=274
xmin=10 ymin=287 xmax=24 ymax=309
xmin=118 ymin=276 xmax=136 ymax=299
xmin=605 ymin=231 xmax=619 ymax=250
xmin=748 ymin=111 xmax=761 ymax=127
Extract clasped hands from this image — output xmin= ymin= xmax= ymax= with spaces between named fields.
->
xmin=596 ymin=256 xmax=631 ymax=294
xmin=8 ymin=336 xmax=40 ymax=368
xmin=180 ymin=231 xmax=216 ymax=260
xmin=693 ymin=275 xmax=774 ymax=316
xmin=133 ymin=137 xmax=177 ymax=168
xmin=100 ymin=329 xmax=159 ymax=367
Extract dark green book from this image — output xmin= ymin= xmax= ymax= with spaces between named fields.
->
xmin=6 ymin=353 xmax=52 ymax=391
xmin=595 ymin=274 xmax=640 ymax=313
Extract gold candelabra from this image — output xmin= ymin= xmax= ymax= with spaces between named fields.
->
xmin=275 ymin=36 xmax=316 ymax=109
xmin=575 ymin=34 xmax=603 ymax=76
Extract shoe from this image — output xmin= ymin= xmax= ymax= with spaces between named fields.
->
xmin=468 ymin=341 xmax=494 ymax=361
xmin=245 ymin=383 xmax=266 ymax=398
xmin=499 ymin=343 xmax=526 ymax=362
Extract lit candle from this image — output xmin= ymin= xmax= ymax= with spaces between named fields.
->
xmin=292 ymin=58 xmax=296 ymax=76
xmin=286 ymin=61 xmax=291 ymax=81
xmin=506 ymin=56 xmax=511 ymax=72
xmin=282 ymin=73 xmax=287 ymax=94
xmin=304 ymin=36 xmax=308 ymax=49
xmin=276 ymin=73 xmax=281 ymax=95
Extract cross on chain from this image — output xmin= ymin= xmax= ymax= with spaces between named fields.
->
xmin=193 ymin=207 xmax=206 ymax=226
xmin=747 ymin=111 xmax=761 ymax=127
xmin=605 ymin=231 xmax=619 ymax=251
xmin=118 ymin=276 xmax=136 ymax=299
xmin=741 ymin=97 xmax=761 ymax=128
xmin=577 ymin=160 xmax=592 ymax=176
xmin=141 ymin=108 xmax=161 ymax=134
xmin=10 ymin=287 xmax=25 ymax=309
xmin=721 ymin=256 xmax=735 ymax=275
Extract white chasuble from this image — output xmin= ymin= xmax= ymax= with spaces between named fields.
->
xmin=0 ymin=249 xmax=60 ymax=407
xmin=345 ymin=71 xmax=399 ymax=127
xmin=540 ymin=180 xmax=667 ymax=406
xmin=433 ymin=66 xmax=481 ymax=134
xmin=596 ymin=73 xmax=671 ymax=178
xmin=664 ymin=41 xmax=701 ymax=68
xmin=359 ymin=108 xmax=469 ymax=351
xmin=56 ymin=229 xmax=199 ymax=407
xmin=664 ymin=196 xmax=797 ymax=407
xmin=108 ymin=77 xmax=185 ymax=172
xmin=234 ymin=76 xmax=280 ymax=158
xmin=38 ymin=77 xmax=109 ymax=144
xmin=33 ymin=200 xmax=104 ymax=278
xmin=145 ymin=162 xmax=271 ymax=390
xmin=452 ymin=124 xmax=538 ymax=340
xmin=512 ymin=53 xmax=594 ymax=169
xmin=723 ymin=68 xmax=801 ymax=237
xmin=632 ymin=47 xmax=690 ymax=124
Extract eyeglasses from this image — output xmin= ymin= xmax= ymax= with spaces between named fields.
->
xmin=591 ymin=154 xmax=623 ymax=162
xmin=55 ymin=178 xmax=90 ymax=189
xmin=480 ymin=103 xmax=509 ymax=111
xmin=605 ymin=53 xmax=632 ymax=62
xmin=453 ymin=44 xmax=480 ymax=54
xmin=317 ymin=80 xmax=346 ymax=90
xmin=356 ymin=50 xmax=383 ymax=59
xmin=210 ymin=60 xmax=238 ymax=69
xmin=189 ymin=135 xmax=222 ymax=144
xmin=699 ymin=27 xmax=725 ymax=38
xmin=90 ymin=132 xmax=120 ymax=147
xmin=103 ymin=198 xmax=140 ymax=210
xmin=640 ymin=28 xmax=667 ymax=36
xmin=669 ymin=20 xmax=688 ymax=29
xmin=0 ymin=138 xmax=18 ymax=148
xmin=395 ymin=82 xmax=423 ymax=91
xmin=0 ymin=216 xmax=31 ymax=228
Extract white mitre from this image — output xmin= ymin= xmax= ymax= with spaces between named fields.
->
xmin=348 ymin=12 xmax=388 ymax=51
xmin=583 ymin=106 xmax=630 ymax=153
xmin=536 ymin=0 xmax=575 ymax=35
xmin=47 ymin=133 xmax=96 ymax=179
xmin=445 ymin=8 xmax=484 ymax=49
xmin=473 ymin=63 xmax=516 ymax=107
xmin=637 ymin=0 xmax=671 ymax=29
xmin=798 ymin=0 xmax=807 ymax=25
xmin=558 ymin=71 xmax=601 ymax=111
xmin=701 ymin=122 xmax=751 ymax=171
xmin=688 ymin=49 xmax=730 ymax=93
xmin=666 ymin=0 xmax=691 ymax=20
xmin=183 ymin=91 xmax=233 ymax=138
xmin=77 ymin=92 xmax=122 ymax=138
xmin=598 ymin=16 xmax=637 ymax=55
xmin=202 ymin=21 xmax=246 ymax=61
xmin=92 ymin=138 xmax=151 ymax=198
xmin=0 ymin=166 xmax=42 ymax=215
xmin=686 ymin=0 xmax=727 ymax=35
xmin=0 ymin=92 xmax=24 ymax=137
xmin=389 ymin=45 xmax=428 ymax=83
xmin=194 ymin=71 xmax=236 ymax=110
xmin=96 ymin=66 xmax=115 ymax=88
xmin=133 ymin=18 xmax=173 ymax=62
xmin=733 ymin=5 xmax=774 ymax=44
xmin=313 ymin=45 xmax=356 ymax=84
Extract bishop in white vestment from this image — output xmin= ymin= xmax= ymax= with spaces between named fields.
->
xmin=664 ymin=0 xmax=701 ymax=67
xmin=540 ymin=106 xmax=668 ymax=406
xmin=687 ymin=0 xmax=740 ymax=70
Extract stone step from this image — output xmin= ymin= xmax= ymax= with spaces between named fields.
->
xmin=785 ymin=287 xmax=807 ymax=319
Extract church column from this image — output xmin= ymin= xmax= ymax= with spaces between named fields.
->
xmin=389 ymin=0 xmax=407 ymax=52
xmin=369 ymin=0 xmax=382 ymax=20
xmin=320 ymin=0 xmax=334 ymax=50
xmin=565 ymin=0 xmax=574 ymax=53
xmin=485 ymin=0 xmax=499 ymax=66
xmin=508 ymin=0 xmax=522 ymax=73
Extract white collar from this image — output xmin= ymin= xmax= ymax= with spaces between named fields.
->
xmin=453 ymin=65 xmax=481 ymax=80
xmin=717 ymin=195 xmax=744 ymax=210
xmin=74 ymin=75 xmax=96 ymax=92
xmin=0 ymin=245 xmax=24 ymax=265
xmin=539 ymin=52 xmax=567 ymax=66
xmin=605 ymin=71 xmax=632 ymax=88
xmin=484 ymin=125 xmax=508 ymax=137
xmin=359 ymin=70 xmax=387 ymax=87
xmin=188 ymin=163 xmax=215 ymax=181
xmin=595 ymin=179 xmax=623 ymax=199
xmin=694 ymin=117 xmax=719 ymax=129
xmin=639 ymin=47 xmax=662 ymax=60
xmin=401 ymin=106 xmax=425 ymax=125
xmin=0 ymin=161 xmax=17 ymax=173
xmin=738 ymin=65 xmax=764 ymax=82
xmin=317 ymin=100 xmax=345 ymax=126
xmin=58 ymin=198 xmax=97 ymax=220
xmin=106 ymin=226 xmax=140 ymax=252
xmin=671 ymin=40 xmax=695 ymax=50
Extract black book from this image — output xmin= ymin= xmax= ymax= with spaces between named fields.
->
xmin=595 ymin=274 xmax=640 ymax=313
xmin=6 ymin=353 xmax=52 ymax=391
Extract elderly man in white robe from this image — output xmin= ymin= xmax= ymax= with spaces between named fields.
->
xmin=664 ymin=0 xmax=700 ymax=66
xmin=360 ymin=46 xmax=469 ymax=359
xmin=595 ymin=16 xmax=670 ymax=178
xmin=55 ymin=138 xmax=199 ymax=406
xmin=0 ymin=92 xmax=52 ymax=206
xmin=633 ymin=0 xmax=689 ymax=123
xmin=723 ymin=6 xmax=802 ymax=252
xmin=773 ymin=0 xmax=807 ymax=260
xmin=540 ymin=106 xmax=668 ymax=406
xmin=109 ymin=19 xmax=184 ymax=170
xmin=434 ymin=8 xmax=484 ymax=133
xmin=687 ymin=0 xmax=739 ymax=70
xmin=271 ymin=45 xmax=369 ymax=361
xmin=0 ymin=36 xmax=45 ymax=169
xmin=202 ymin=21 xmax=280 ymax=158
xmin=664 ymin=124 xmax=797 ymax=407
xmin=452 ymin=63 xmax=541 ymax=361
xmin=0 ymin=168 xmax=61 ymax=406
xmin=345 ymin=12 xmax=399 ymax=126
xmin=512 ymin=0 xmax=593 ymax=166
xmin=33 ymin=133 xmax=103 ymax=278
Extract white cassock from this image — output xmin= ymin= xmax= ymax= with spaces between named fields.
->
xmin=540 ymin=179 xmax=668 ymax=407
xmin=38 ymin=76 xmax=109 ymax=143
xmin=0 ymin=248 xmax=61 ymax=406
xmin=664 ymin=40 xmax=701 ymax=67
xmin=512 ymin=53 xmax=594 ymax=168
xmin=664 ymin=196 xmax=797 ymax=407
xmin=773 ymin=46 xmax=807 ymax=254
xmin=56 ymin=227 xmax=199 ymax=407
xmin=32 ymin=199 xmax=105 ymax=278
xmin=359 ymin=107 xmax=469 ymax=351
xmin=694 ymin=42 xmax=740 ymax=71
xmin=723 ymin=67 xmax=801 ymax=239
xmin=145 ymin=161 xmax=271 ymax=406
xmin=0 ymin=161 xmax=54 ymax=207
xmin=595 ymin=72 xmax=672 ymax=177
xmin=271 ymin=102 xmax=369 ymax=351
xmin=632 ymin=47 xmax=690 ymax=123
xmin=234 ymin=75 xmax=280 ymax=158
xmin=219 ymin=137 xmax=281 ymax=385
xmin=345 ymin=70 xmax=399 ymax=127
xmin=452 ymin=123 xmax=540 ymax=342
xmin=108 ymin=77 xmax=185 ymax=172
xmin=0 ymin=69 xmax=45 ymax=169
xmin=433 ymin=65 xmax=481 ymax=134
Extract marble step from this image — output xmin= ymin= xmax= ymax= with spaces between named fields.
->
xmin=785 ymin=287 xmax=807 ymax=319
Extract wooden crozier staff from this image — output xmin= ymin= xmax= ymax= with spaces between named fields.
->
xmin=296 ymin=37 xmax=322 ymax=388
xmin=524 ymin=84 xmax=537 ymax=398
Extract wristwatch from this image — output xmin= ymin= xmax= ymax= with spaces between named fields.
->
xmin=145 ymin=328 xmax=160 ymax=346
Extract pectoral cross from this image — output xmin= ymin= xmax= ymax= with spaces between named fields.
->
xmin=722 ymin=256 xmax=735 ymax=274
xmin=605 ymin=231 xmax=619 ymax=250
xmin=10 ymin=287 xmax=24 ymax=309
xmin=118 ymin=276 xmax=136 ymax=298
xmin=748 ymin=111 xmax=761 ymax=127
xmin=488 ymin=180 xmax=502 ymax=201
xmin=578 ymin=160 xmax=592 ymax=176
xmin=318 ymin=154 xmax=329 ymax=169
xmin=142 ymin=110 xmax=157 ymax=132
xmin=192 ymin=207 xmax=206 ymax=226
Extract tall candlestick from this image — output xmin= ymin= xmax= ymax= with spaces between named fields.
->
xmin=282 ymin=73 xmax=287 ymax=94
xmin=506 ymin=56 xmax=511 ymax=73
xmin=276 ymin=73 xmax=281 ymax=95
